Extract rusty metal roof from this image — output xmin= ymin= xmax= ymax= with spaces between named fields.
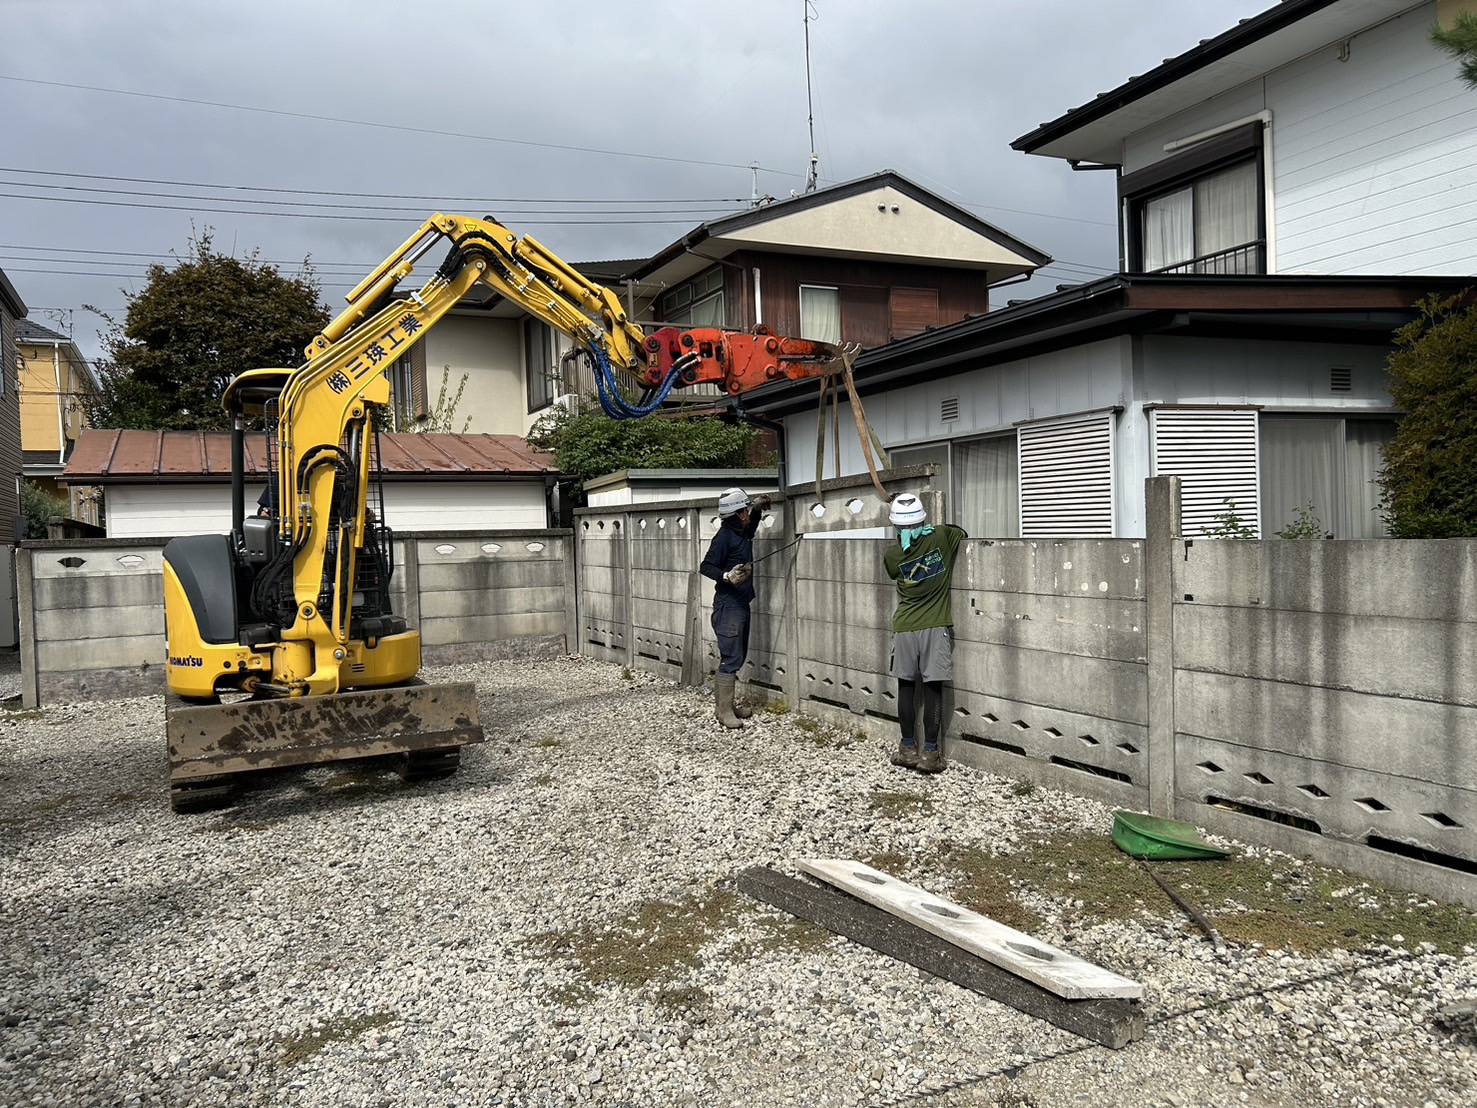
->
xmin=64 ymin=429 xmax=560 ymax=484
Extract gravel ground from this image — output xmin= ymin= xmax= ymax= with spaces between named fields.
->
xmin=1 ymin=654 xmax=1474 ymax=1108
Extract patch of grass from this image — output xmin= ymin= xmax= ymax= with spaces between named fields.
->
xmin=792 ymin=716 xmax=822 ymax=734
xmin=945 ymin=832 xmax=1477 ymax=955
xmin=523 ymin=889 xmax=738 ymax=1008
xmin=868 ymin=790 xmax=934 ymax=820
xmin=621 ymin=668 xmax=635 ymax=681
xmin=744 ymin=913 xmax=834 ymax=958
xmin=864 ymin=850 xmax=911 ymax=875
xmin=940 ymin=844 xmax=1047 ymax=935
xmin=537 ymin=736 xmax=562 ymax=749
xmin=765 ymin=698 xmax=791 ymax=715
xmin=32 ymin=793 xmax=82 ymax=813
xmin=1009 ymin=780 xmax=1037 ymax=799
xmin=279 ymin=1011 xmax=394 ymax=1064
xmin=530 ymin=773 xmax=553 ymax=787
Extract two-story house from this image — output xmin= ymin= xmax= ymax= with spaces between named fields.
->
xmin=385 ymin=171 xmax=1049 ymax=436
xmin=16 ymin=319 xmax=100 ymax=527
xmin=742 ymin=0 xmax=1477 ymax=540
xmin=0 ymin=268 xmax=27 ymax=647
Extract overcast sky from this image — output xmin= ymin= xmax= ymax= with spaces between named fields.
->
xmin=3 ymin=0 xmax=1274 ymax=365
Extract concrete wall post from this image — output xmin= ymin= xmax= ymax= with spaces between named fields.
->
xmin=1145 ymin=475 xmax=1182 ymax=819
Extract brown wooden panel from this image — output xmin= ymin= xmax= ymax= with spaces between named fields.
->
xmin=841 ymin=285 xmax=890 ymax=347
xmin=890 ymin=287 xmax=940 ymax=339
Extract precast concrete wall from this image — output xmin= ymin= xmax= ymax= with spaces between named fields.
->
xmin=15 ymin=530 xmax=574 ymax=708
xmin=576 ymin=473 xmax=1477 ymax=909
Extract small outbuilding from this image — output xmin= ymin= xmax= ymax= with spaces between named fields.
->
xmin=62 ymin=429 xmax=565 ymax=538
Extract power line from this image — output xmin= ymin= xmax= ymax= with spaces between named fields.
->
xmin=0 ymin=166 xmax=747 ymax=206
xmin=0 ymin=190 xmax=720 ymax=225
xmin=0 ymin=73 xmax=797 ymax=178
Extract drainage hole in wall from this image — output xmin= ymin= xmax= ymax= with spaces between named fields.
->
xmin=1207 ymin=795 xmax=1322 ymax=834
xmin=957 ymin=733 xmax=1027 ymax=757
xmin=1049 ymin=755 xmax=1132 ymax=783
xmin=1365 ymin=836 xmax=1477 ymax=875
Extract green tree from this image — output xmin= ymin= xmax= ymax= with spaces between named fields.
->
xmin=20 ymin=480 xmax=70 ymax=539
xmin=528 ymin=399 xmax=769 ymax=497
xmin=84 ymin=230 xmax=328 ymax=430
xmin=1380 ymin=293 xmax=1477 ymax=537
xmin=1432 ymin=11 xmax=1477 ymax=88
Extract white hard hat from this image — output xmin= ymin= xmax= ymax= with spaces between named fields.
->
xmin=718 ymin=487 xmax=751 ymax=518
xmin=889 ymin=493 xmax=927 ymax=528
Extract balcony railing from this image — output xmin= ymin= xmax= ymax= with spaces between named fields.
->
xmin=1147 ymin=240 xmax=1265 ymax=276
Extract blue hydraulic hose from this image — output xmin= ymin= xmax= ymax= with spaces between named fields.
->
xmin=590 ymin=345 xmax=682 ymax=419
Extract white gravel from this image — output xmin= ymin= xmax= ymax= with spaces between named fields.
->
xmin=1 ymin=654 xmax=1474 ymax=1108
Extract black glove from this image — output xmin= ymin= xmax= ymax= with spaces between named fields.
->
xmin=750 ymin=494 xmax=772 ymax=512
xmin=723 ymin=563 xmax=753 ymax=586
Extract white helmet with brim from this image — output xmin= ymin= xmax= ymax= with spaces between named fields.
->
xmin=889 ymin=493 xmax=927 ymax=528
xmin=718 ymin=487 xmax=751 ymax=518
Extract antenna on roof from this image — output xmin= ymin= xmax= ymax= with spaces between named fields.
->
xmin=804 ymin=0 xmax=820 ymax=192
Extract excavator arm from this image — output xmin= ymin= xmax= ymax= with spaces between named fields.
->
xmin=222 ymin=213 xmax=854 ymax=697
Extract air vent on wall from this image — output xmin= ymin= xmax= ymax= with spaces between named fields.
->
xmin=1330 ymin=366 xmax=1353 ymax=393
xmin=940 ymin=396 xmax=959 ymax=421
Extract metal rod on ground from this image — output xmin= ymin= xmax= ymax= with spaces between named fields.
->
xmin=1139 ymin=861 xmax=1226 ymax=951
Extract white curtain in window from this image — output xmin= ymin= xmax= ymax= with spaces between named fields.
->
xmin=1143 ymin=188 xmax=1192 ymax=271
xmin=1195 ymin=161 xmax=1258 ymax=266
xmin=1343 ymin=420 xmax=1397 ymax=538
xmin=800 ymin=286 xmax=841 ymax=343
xmin=954 ymin=436 xmax=1018 ymax=537
xmin=1260 ymin=417 xmax=1340 ymax=538
xmin=687 ymin=292 xmax=725 ymax=328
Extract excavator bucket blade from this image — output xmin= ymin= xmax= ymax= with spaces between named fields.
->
xmin=166 ymin=680 xmax=484 ymax=790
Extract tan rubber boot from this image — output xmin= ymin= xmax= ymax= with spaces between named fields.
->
xmin=714 ymin=673 xmax=744 ymax=729
xmin=732 ymin=681 xmax=754 ymax=719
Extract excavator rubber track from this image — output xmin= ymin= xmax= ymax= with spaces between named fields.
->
xmin=165 ymin=680 xmax=484 ymax=813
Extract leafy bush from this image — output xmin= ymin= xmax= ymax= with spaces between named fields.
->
xmin=528 ymin=399 xmax=769 ymax=497
xmin=1205 ymin=498 xmax=1256 ymax=539
xmin=21 ymin=481 xmax=70 ymax=539
xmin=1379 ymin=293 xmax=1477 ymax=537
xmin=1276 ymin=503 xmax=1332 ymax=540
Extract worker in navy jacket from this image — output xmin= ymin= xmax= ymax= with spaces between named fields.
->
xmin=700 ymin=487 xmax=772 ymax=728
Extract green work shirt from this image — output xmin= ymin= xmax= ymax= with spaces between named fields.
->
xmin=883 ymin=525 xmax=966 ymax=633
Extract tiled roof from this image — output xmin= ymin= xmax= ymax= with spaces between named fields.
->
xmin=63 ymin=429 xmax=559 ymax=483
xmin=17 ymin=319 xmax=68 ymax=343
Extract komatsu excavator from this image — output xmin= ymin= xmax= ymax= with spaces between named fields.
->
xmin=161 ymin=212 xmax=854 ymax=812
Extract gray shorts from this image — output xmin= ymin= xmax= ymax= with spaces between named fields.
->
xmin=890 ymin=627 xmax=953 ymax=683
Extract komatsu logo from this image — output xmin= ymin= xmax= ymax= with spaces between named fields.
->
xmin=169 ymin=655 xmax=204 ymax=668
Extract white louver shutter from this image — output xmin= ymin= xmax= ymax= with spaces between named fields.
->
xmin=1150 ymin=408 xmax=1260 ymax=537
xmin=1018 ymin=411 xmax=1115 ymax=537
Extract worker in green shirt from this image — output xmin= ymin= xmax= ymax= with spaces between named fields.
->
xmin=883 ymin=493 xmax=967 ymax=773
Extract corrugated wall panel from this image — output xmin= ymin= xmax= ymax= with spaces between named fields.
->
xmin=1151 ymin=408 xmax=1260 ymax=537
xmin=1018 ymin=411 xmax=1115 ymax=538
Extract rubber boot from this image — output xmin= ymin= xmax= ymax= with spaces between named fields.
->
xmin=714 ymin=673 xmax=744 ymax=729
xmin=732 ymin=680 xmax=754 ymax=719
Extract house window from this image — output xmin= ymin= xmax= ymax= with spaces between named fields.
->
xmin=386 ymin=342 xmax=426 ymax=428
xmin=524 ymin=317 xmax=555 ymax=413
xmin=1150 ymin=407 xmax=1261 ymax=536
xmin=1260 ymin=415 xmax=1396 ymax=539
xmin=660 ymin=268 xmax=726 ymax=328
xmin=1018 ymin=411 xmax=1115 ymax=538
xmin=954 ymin=435 xmax=1018 ymax=538
xmin=1123 ymin=121 xmax=1265 ymax=275
xmin=799 ymin=285 xmax=841 ymax=344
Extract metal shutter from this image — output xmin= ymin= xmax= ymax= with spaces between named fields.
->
xmin=1150 ymin=408 xmax=1260 ymax=537
xmin=1018 ymin=411 xmax=1115 ymax=537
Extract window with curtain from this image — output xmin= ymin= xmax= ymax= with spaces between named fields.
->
xmin=1260 ymin=415 xmax=1396 ymax=539
xmin=660 ymin=268 xmax=726 ymax=328
xmin=524 ymin=317 xmax=554 ymax=413
xmin=954 ymin=435 xmax=1018 ymax=537
xmin=799 ymin=285 xmax=841 ymax=344
xmin=1122 ymin=121 xmax=1265 ymax=275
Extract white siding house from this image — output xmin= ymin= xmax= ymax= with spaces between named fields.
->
xmin=745 ymin=0 xmax=1475 ymax=540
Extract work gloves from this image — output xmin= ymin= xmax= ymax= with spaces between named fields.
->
xmin=723 ymin=563 xmax=753 ymax=586
xmin=750 ymin=494 xmax=772 ymax=512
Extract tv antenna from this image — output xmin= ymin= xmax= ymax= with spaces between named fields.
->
xmin=804 ymin=1 xmax=820 ymax=192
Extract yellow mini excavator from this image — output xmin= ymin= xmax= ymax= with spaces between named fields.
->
xmin=161 ymin=213 xmax=854 ymax=812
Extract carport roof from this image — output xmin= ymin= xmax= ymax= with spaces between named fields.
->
xmin=63 ymin=429 xmax=560 ymax=484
